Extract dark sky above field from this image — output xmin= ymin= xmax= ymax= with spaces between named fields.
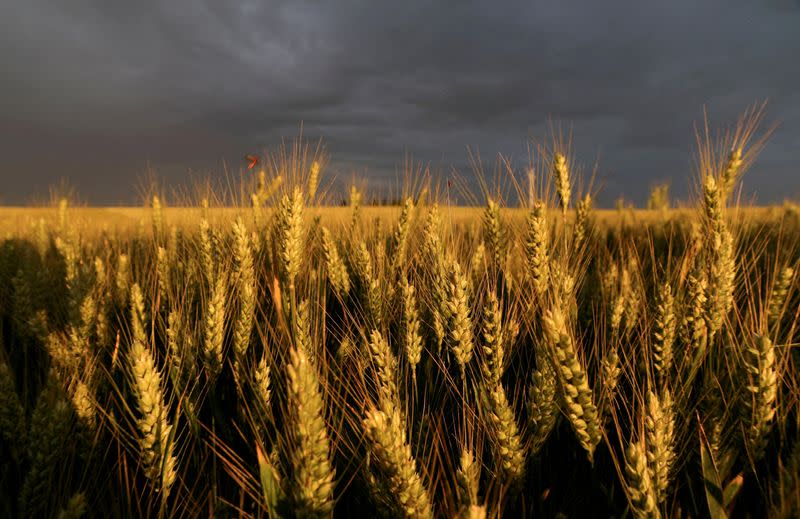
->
xmin=1 ymin=0 xmax=799 ymax=206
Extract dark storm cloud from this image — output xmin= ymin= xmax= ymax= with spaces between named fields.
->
xmin=1 ymin=0 xmax=799 ymax=205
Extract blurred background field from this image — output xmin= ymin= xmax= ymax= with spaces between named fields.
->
xmin=1 ymin=205 xmax=796 ymax=235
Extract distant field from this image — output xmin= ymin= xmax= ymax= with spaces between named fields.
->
xmin=0 ymin=205 xmax=793 ymax=235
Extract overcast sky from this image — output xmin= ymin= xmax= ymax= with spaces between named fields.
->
xmin=1 ymin=0 xmax=799 ymax=206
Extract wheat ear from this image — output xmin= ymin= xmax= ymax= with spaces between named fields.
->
xmin=368 ymin=330 xmax=400 ymax=407
xmin=354 ymin=241 xmax=383 ymax=326
xmin=527 ymin=361 xmax=558 ymax=456
xmin=56 ymin=492 xmax=87 ymax=519
xmin=128 ymin=283 xmax=177 ymax=494
xmin=720 ymin=147 xmax=743 ymax=199
xmin=393 ymin=197 xmax=415 ymax=269
xmin=349 ymin=185 xmax=363 ymax=229
xmin=600 ymin=347 xmax=621 ymax=423
xmin=321 ymin=227 xmax=351 ymax=298
xmin=363 ymin=407 xmax=433 ymax=518
xmin=456 ymin=449 xmax=486 ymax=519
xmin=482 ymin=197 xmax=505 ymax=271
xmin=156 ymin=246 xmax=170 ymax=308
xmin=278 ymin=187 xmax=305 ymax=292
xmin=645 ymin=389 xmax=675 ymax=503
xmin=19 ymin=373 xmax=74 ymax=516
xmin=624 ymin=440 xmax=660 ymax=519
xmin=743 ymin=334 xmax=777 ymax=460
xmin=0 ymin=353 xmax=26 ymax=460
xmin=768 ymin=266 xmax=794 ymax=330
xmin=703 ymin=175 xmax=736 ymax=338
xmin=151 ymin=194 xmax=163 ymax=242
xmin=116 ymin=253 xmax=130 ymax=304
xmin=203 ymin=271 xmax=227 ymax=377
xmin=480 ymin=380 xmax=525 ymax=484
xmin=543 ymin=307 xmax=602 ymax=461
xmin=233 ymin=218 xmax=256 ymax=362
xmin=553 ymin=152 xmax=571 ymax=215
xmin=199 ymin=217 xmax=215 ymax=282
xmin=286 ymin=342 xmax=336 ymax=516
xmin=446 ymin=260 xmax=474 ymax=379
xmin=684 ymin=270 xmax=708 ymax=354
xmin=481 ymin=290 xmax=504 ymax=385
xmin=525 ymin=201 xmax=550 ymax=296
xmin=401 ymin=278 xmax=423 ymax=381
xmin=653 ymin=282 xmax=675 ymax=386
xmin=308 ymin=160 xmax=320 ymax=202
xmin=423 ymin=205 xmax=449 ymax=350
xmin=573 ymin=193 xmax=592 ymax=250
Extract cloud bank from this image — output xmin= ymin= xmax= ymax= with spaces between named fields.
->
xmin=1 ymin=0 xmax=799 ymax=205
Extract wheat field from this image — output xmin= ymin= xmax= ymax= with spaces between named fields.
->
xmin=1 ymin=115 xmax=799 ymax=518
